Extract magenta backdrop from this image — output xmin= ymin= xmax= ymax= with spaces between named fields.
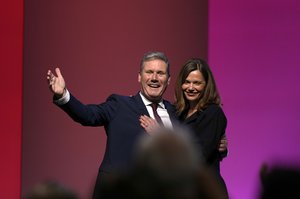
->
xmin=208 ymin=0 xmax=300 ymax=198
xmin=22 ymin=1 xmax=208 ymax=199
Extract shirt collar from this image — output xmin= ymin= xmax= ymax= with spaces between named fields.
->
xmin=139 ymin=92 xmax=165 ymax=109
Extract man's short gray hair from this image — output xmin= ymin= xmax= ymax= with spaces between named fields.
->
xmin=140 ymin=51 xmax=170 ymax=76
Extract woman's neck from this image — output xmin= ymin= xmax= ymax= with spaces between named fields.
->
xmin=186 ymin=103 xmax=198 ymax=118
xmin=189 ymin=102 xmax=198 ymax=111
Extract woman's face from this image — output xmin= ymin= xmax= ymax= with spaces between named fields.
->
xmin=181 ymin=70 xmax=206 ymax=104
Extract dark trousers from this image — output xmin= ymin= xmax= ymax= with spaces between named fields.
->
xmin=92 ymin=171 xmax=111 ymax=199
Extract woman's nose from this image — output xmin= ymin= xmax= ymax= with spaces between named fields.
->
xmin=188 ymin=83 xmax=194 ymax=90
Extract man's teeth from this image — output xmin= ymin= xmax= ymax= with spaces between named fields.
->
xmin=149 ymin=84 xmax=159 ymax=88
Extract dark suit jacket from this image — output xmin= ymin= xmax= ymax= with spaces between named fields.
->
xmin=57 ymin=92 xmax=177 ymax=173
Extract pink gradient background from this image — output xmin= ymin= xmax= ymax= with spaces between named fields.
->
xmin=20 ymin=0 xmax=300 ymax=199
xmin=208 ymin=0 xmax=300 ymax=198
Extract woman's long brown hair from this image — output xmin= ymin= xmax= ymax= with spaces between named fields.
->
xmin=175 ymin=58 xmax=221 ymax=116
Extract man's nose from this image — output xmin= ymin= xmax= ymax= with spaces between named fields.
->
xmin=151 ymin=73 xmax=158 ymax=80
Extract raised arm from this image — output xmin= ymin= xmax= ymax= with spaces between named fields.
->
xmin=47 ymin=67 xmax=66 ymax=98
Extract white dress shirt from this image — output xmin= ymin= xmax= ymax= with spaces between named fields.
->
xmin=139 ymin=92 xmax=173 ymax=129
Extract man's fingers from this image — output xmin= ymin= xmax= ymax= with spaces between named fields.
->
xmin=47 ymin=70 xmax=53 ymax=79
xmin=55 ymin=67 xmax=63 ymax=78
xmin=220 ymin=139 xmax=227 ymax=144
xmin=219 ymin=144 xmax=225 ymax=148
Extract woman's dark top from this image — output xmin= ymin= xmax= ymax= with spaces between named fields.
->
xmin=179 ymin=104 xmax=228 ymax=195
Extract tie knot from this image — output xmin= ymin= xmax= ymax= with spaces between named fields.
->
xmin=150 ymin=103 xmax=158 ymax=110
xmin=150 ymin=102 xmax=163 ymax=126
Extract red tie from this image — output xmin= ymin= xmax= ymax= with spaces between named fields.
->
xmin=150 ymin=103 xmax=164 ymax=126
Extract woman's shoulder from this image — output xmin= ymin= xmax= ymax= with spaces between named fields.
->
xmin=203 ymin=103 xmax=222 ymax=111
xmin=202 ymin=104 xmax=225 ymax=117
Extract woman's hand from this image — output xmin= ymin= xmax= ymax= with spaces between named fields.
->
xmin=139 ymin=115 xmax=160 ymax=135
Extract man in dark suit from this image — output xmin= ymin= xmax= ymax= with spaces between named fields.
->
xmin=47 ymin=51 xmax=227 ymax=199
xmin=47 ymin=52 xmax=178 ymax=199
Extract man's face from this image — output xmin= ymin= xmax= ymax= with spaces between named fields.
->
xmin=138 ymin=59 xmax=170 ymax=102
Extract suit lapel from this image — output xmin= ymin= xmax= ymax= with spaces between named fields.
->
xmin=132 ymin=93 xmax=178 ymax=125
xmin=132 ymin=93 xmax=150 ymax=116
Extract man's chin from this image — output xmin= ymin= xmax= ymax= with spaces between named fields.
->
xmin=150 ymin=95 xmax=161 ymax=100
xmin=147 ymin=94 xmax=162 ymax=102
xmin=141 ymin=90 xmax=163 ymax=101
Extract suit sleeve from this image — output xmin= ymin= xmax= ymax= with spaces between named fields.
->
xmin=56 ymin=93 xmax=119 ymax=126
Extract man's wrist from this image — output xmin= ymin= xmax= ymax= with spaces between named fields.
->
xmin=54 ymin=88 xmax=66 ymax=99
xmin=54 ymin=88 xmax=70 ymax=105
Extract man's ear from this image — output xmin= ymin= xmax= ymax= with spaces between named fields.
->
xmin=138 ymin=72 xmax=141 ymax=83
xmin=167 ymin=76 xmax=171 ymax=85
